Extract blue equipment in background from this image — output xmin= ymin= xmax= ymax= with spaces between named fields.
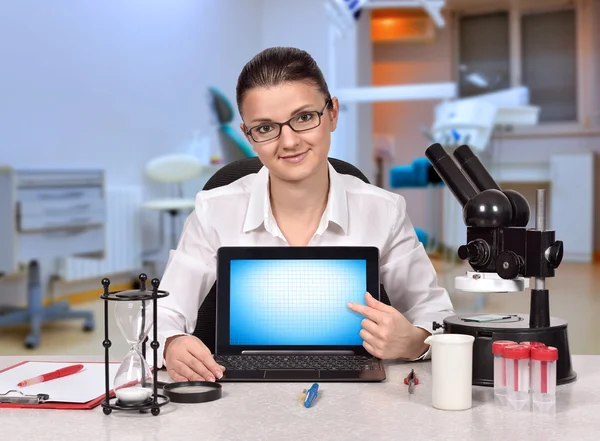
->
xmin=415 ymin=228 xmax=429 ymax=246
xmin=390 ymin=157 xmax=443 ymax=189
xmin=343 ymin=0 xmax=364 ymax=19
xmin=389 ymin=157 xmax=444 ymax=249
xmin=208 ymin=86 xmax=256 ymax=164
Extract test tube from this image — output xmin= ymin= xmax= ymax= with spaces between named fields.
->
xmin=519 ymin=342 xmax=546 ymax=393
xmin=504 ymin=344 xmax=531 ymax=410
xmin=531 ymin=346 xmax=558 ymax=414
xmin=492 ymin=340 xmax=517 ymax=405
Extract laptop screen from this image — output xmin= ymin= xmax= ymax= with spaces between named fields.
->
xmin=228 ymin=259 xmax=367 ymax=346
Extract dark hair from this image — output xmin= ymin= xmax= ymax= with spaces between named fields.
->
xmin=236 ymin=47 xmax=331 ymax=114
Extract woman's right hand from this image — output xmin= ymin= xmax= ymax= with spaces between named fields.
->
xmin=164 ymin=335 xmax=225 ymax=382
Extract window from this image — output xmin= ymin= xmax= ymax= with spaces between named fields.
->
xmin=458 ymin=12 xmax=510 ymax=98
xmin=457 ymin=4 xmax=578 ymax=124
xmin=521 ymin=9 xmax=577 ymax=122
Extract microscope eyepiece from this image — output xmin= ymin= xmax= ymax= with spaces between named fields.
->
xmin=425 ymin=143 xmax=478 ymax=207
xmin=452 ymin=144 xmax=530 ymax=227
xmin=453 ymin=144 xmax=501 ymax=192
xmin=425 ymin=143 xmax=513 ymax=228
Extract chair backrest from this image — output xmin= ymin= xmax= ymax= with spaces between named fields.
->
xmin=192 ymin=156 xmax=391 ymax=353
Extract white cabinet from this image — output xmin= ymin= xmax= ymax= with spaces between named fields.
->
xmin=549 ymin=153 xmax=595 ymax=262
xmin=0 ymin=168 xmax=105 ymax=274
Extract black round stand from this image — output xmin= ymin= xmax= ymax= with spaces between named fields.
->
xmin=101 ymin=394 xmax=170 ymax=416
xmin=440 ymin=313 xmax=577 ymax=387
xmin=100 ymin=274 xmax=171 ymax=416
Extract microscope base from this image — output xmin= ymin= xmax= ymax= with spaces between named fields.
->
xmin=441 ymin=313 xmax=577 ymax=387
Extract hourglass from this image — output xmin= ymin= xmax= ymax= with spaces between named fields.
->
xmin=100 ymin=274 xmax=170 ymax=416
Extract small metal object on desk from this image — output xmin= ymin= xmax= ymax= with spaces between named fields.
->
xmin=403 ymin=369 xmax=419 ymax=394
xmin=0 ymin=390 xmax=49 ymax=404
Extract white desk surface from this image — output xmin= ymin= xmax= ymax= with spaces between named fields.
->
xmin=1 ymin=355 xmax=599 ymax=441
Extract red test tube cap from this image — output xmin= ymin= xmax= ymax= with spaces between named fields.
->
xmin=520 ymin=341 xmax=546 ymax=349
xmin=531 ymin=346 xmax=558 ymax=361
xmin=492 ymin=340 xmax=518 ymax=355
xmin=504 ymin=344 xmax=530 ymax=360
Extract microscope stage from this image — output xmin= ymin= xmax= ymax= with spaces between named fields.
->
xmin=455 ymin=272 xmax=529 ymax=292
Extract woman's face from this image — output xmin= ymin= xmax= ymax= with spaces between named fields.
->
xmin=240 ymin=81 xmax=339 ymax=183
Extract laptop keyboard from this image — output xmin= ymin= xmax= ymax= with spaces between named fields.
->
xmin=214 ymin=355 xmax=383 ymax=371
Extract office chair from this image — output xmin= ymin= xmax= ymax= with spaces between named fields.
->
xmin=208 ymin=86 xmax=256 ymax=164
xmin=192 ymin=156 xmax=391 ymax=353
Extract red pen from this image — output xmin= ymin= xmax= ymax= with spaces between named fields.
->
xmin=17 ymin=364 xmax=85 ymax=387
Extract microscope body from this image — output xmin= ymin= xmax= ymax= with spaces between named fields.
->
xmin=425 ymin=143 xmax=576 ymax=387
xmin=461 ymin=226 xmax=562 ymax=285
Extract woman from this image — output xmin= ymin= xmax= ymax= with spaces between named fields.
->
xmin=157 ymin=47 xmax=454 ymax=383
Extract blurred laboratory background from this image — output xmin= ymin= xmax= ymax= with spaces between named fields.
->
xmin=0 ymin=0 xmax=598 ymax=358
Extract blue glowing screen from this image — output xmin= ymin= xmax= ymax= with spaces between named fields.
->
xmin=229 ymin=259 xmax=367 ymax=346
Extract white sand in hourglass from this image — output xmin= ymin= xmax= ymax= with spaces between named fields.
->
xmin=116 ymin=386 xmax=152 ymax=404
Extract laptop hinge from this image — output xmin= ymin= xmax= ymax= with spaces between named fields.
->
xmin=241 ymin=350 xmax=355 ymax=355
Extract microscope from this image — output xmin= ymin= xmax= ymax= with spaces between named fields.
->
xmin=425 ymin=143 xmax=577 ymax=387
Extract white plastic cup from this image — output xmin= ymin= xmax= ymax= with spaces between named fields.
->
xmin=424 ymin=334 xmax=475 ymax=411
xmin=531 ymin=346 xmax=558 ymax=414
xmin=492 ymin=340 xmax=517 ymax=405
xmin=504 ymin=344 xmax=531 ymax=411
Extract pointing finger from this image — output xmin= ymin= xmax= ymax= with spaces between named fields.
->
xmin=365 ymin=292 xmax=394 ymax=312
xmin=347 ymin=301 xmax=385 ymax=324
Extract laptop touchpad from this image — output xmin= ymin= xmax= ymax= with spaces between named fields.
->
xmin=264 ymin=369 xmax=320 ymax=380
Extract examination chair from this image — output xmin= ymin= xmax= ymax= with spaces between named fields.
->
xmin=192 ymin=156 xmax=391 ymax=353
xmin=208 ymin=86 xmax=256 ymax=164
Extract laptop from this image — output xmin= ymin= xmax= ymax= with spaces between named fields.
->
xmin=214 ymin=246 xmax=386 ymax=382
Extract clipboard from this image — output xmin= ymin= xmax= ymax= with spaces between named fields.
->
xmin=0 ymin=360 xmax=120 ymax=410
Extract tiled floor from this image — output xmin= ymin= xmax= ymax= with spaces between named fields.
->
xmin=1 ymin=258 xmax=599 ymax=357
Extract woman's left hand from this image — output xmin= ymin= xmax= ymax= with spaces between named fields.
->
xmin=347 ymin=292 xmax=430 ymax=360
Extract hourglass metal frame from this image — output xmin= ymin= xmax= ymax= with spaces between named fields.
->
xmin=100 ymin=274 xmax=170 ymax=416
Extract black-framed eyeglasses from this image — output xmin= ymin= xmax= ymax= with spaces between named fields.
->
xmin=245 ymin=99 xmax=331 ymax=143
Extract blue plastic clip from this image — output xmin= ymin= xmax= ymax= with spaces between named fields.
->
xmin=303 ymin=383 xmax=319 ymax=408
